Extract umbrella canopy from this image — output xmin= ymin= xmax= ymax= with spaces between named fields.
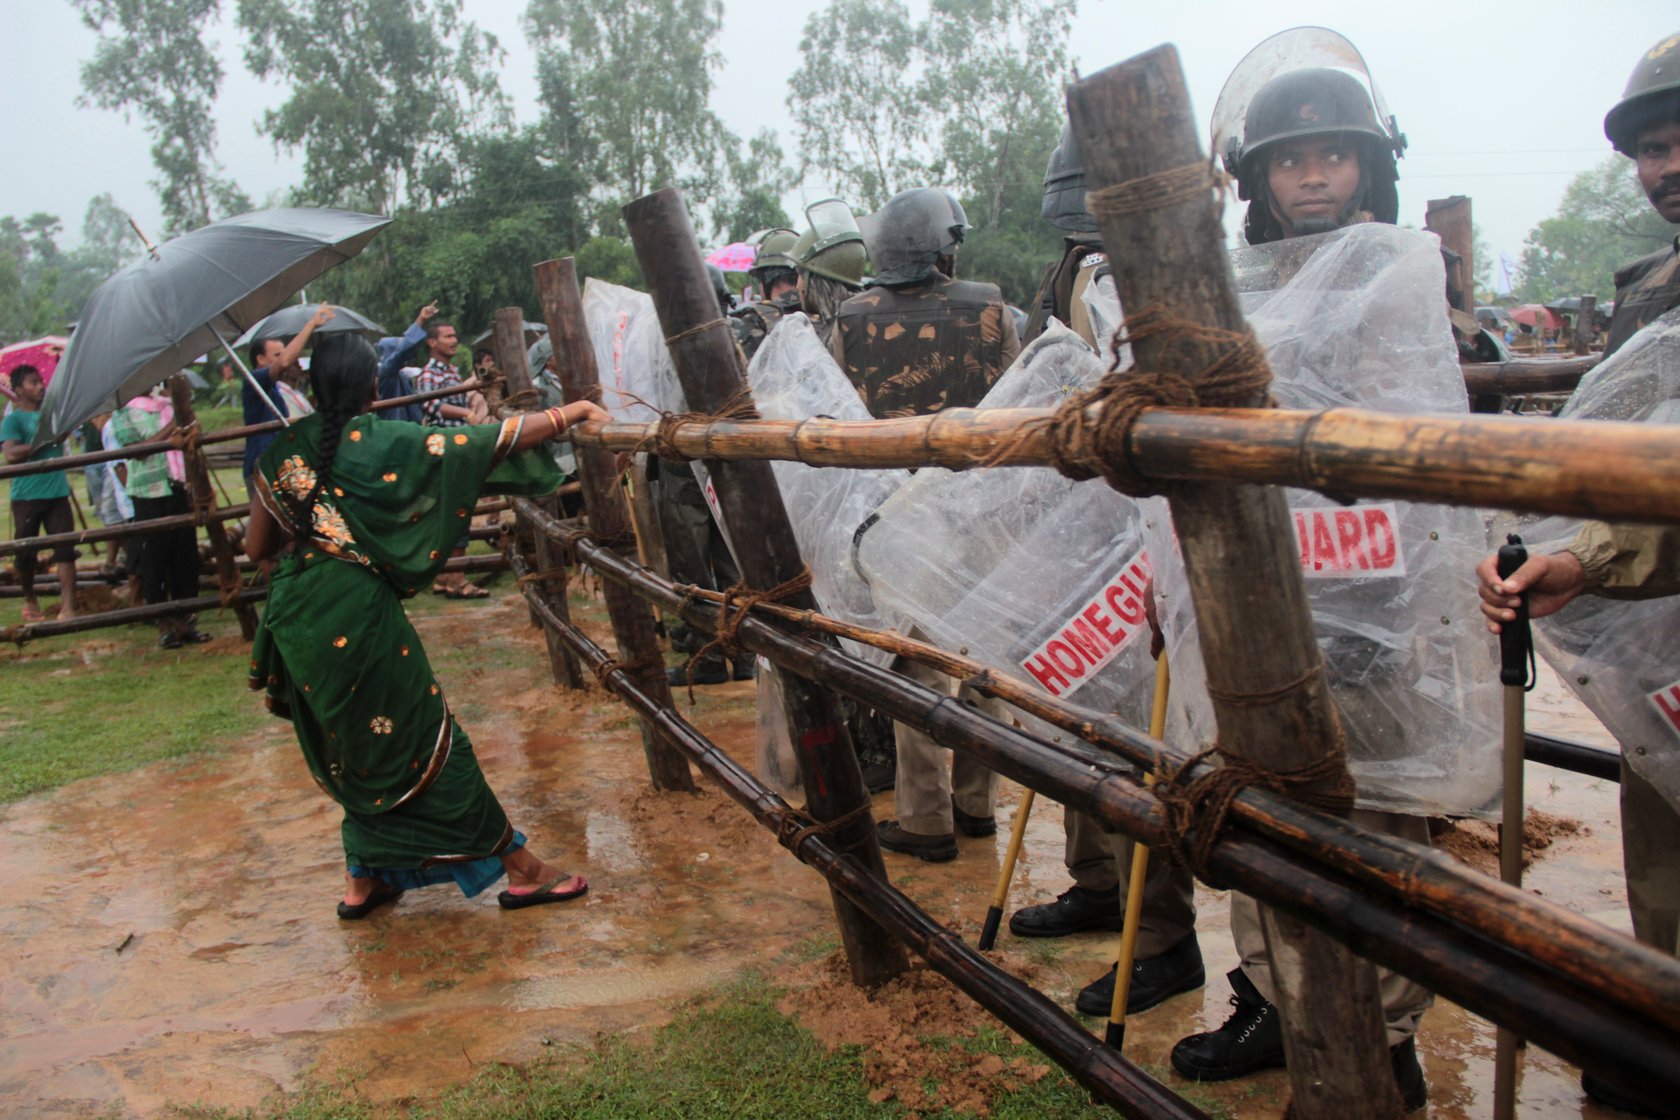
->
xmin=468 ymin=320 xmax=546 ymax=351
xmin=238 ymin=303 xmax=385 ymax=347
xmin=36 ymin=207 xmax=390 ymax=445
xmin=1545 ymin=296 xmax=1585 ymax=314
xmin=0 ymin=336 xmax=69 ymax=399
xmin=1474 ymin=305 xmax=1512 ymax=327
xmin=706 ymin=242 xmax=757 ymax=272
xmin=1510 ymin=304 xmax=1565 ymax=332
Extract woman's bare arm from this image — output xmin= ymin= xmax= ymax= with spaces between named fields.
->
xmin=245 ymin=493 xmax=289 ymax=561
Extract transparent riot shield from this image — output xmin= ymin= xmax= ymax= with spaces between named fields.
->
xmin=1209 ymin=25 xmax=1404 ymax=176
xmin=1502 ymin=309 xmax=1680 ymax=806
xmin=1145 ymin=224 xmax=1502 ymax=817
xmin=856 ymin=319 xmax=1158 ymax=735
xmin=744 ymin=313 xmax=908 ymax=669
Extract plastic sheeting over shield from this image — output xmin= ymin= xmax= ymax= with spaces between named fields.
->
xmin=581 ymin=278 xmax=688 ymax=421
xmin=1145 ymin=224 xmax=1502 ymax=817
xmin=856 ymin=320 xmax=1159 ymax=735
xmin=744 ymin=313 xmax=908 ymax=669
xmin=1503 ymin=308 xmax=1680 ymax=806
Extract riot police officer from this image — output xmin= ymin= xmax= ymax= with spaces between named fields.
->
xmin=793 ymin=198 xmax=871 ymax=351
xmin=732 ymin=229 xmax=805 ymax=361
xmin=1601 ymin=31 xmax=1680 ymax=356
xmin=1021 ymin=122 xmax=1111 ymax=348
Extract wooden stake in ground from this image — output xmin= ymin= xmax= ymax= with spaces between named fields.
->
xmin=535 ymin=259 xmax=695 ymax=792
xmin=168 ymin=373 xmax=256 ymax=640
xmin=495 ymin=306 xmax=584 ymax=691
xmin=623 ymin=187 xmax=908 ymax=989
xmin=1070 ymin=47 xmax=1401 ymax=1119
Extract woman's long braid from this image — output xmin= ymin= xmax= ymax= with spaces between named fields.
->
xmin=280 ymin=333 xmax=378 ymax=538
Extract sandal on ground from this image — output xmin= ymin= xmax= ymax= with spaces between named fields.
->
xmin=498 ymin=876 xmax=588 ymax=910
xmin=337 ymin=881 xmax=404 ymax=920
xmin=20 ymin=605 xmax=44 ymax=624
xmin=431 ymin=582 xmax=453 ymax=595
xmin=442 ymin=582 xmax=490 ymax=600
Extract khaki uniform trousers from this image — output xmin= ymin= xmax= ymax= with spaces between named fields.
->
xmin=1066 ymin=806 xmax=1197 ymax=957
xmin=1622 ymin=753 xmax=1680 ymax=954
xmin=893 ymin=634 xmax=1002 ymax=835
xmin=1231 ymin=808 xmax=1434 ymax=1047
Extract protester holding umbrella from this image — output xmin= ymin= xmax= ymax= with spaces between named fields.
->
xmin=244 ymin=333 xmax=610 ymax=917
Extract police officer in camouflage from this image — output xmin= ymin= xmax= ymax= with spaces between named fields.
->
xmin=732 ymin=229 xmax=806 ymax=362
xmin=794 ymin=198 xmax=871 ymax=352
xmin=829 ymin=188 xmax=1021 ymax=417
xmin=833 ymin=187 xmax=1020 ymax=861
xmin=1601 ymin=32 xmax=1680 ymax=356
xmin=1007 ymin=120 xmax=1206 ymax=1025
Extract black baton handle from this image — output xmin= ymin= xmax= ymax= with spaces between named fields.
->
xmin=1496 ymin=533 xmax=1535 ymax=689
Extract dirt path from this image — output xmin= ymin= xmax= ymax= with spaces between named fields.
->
xmin=0 ymin=594 xmax=1638 ymax=1118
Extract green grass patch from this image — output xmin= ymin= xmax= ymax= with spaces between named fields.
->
xmin=0 ymin=621 xmax=275 ymax=803
xmin=162 ymin=985 xmax=1235 ymax=1120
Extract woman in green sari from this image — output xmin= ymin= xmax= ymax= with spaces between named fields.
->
xmin=245 ymin=334 xmax=610 ymax=918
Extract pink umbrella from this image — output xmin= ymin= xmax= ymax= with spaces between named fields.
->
xmin=705 ymin=242 xmax=757 ymax=272
xmin=0 ymin=336 xmax=69 ymax=399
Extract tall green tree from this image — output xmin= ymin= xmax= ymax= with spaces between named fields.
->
xmin=788 ymin=0 xmax=932 ymax=211
xmin=237 ymin=0 xmax=508 ymax=215
xmin=715 ymin=130 xmax=796 ymax=243
xmin=71 ymin=0 xmax=249 ymax=233
xmin=525 ymin=0 xmax=730 ymax=232
xmin=1514 ymin=156 xmax=1679 ymax=303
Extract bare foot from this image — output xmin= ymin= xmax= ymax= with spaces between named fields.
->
xmin=57 ymin=605 xmax=75 ymax=622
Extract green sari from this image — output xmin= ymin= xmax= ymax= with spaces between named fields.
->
xmin=249 ymin=413 xmax=561 ymax=893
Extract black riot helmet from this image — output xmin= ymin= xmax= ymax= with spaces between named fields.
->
xmin=1232 ymin=68 xmax=1403 ymax=244
xmin=1042 ymin=121 xmax=1096 ymax=234
xmin=1604 ymin=32 xmax=1680 ymax=157
xmin=705 ymin=263 xmax=734 ymax=313
xmin=858 ymin=188 xmax=972 ymax=286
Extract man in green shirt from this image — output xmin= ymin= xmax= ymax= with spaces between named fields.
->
xmin=1 ymin=365 xmax=76 ymax=622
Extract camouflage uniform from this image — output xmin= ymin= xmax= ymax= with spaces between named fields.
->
xmin=829 ymin=275 xmax=1022 ymax=418
xmin=830 ymin=272 xmax=1020 ymax=839
xmin=731 ymin=290 xmax=806 ymax=363
xmin=1603 ymin=236 xmax=1680 ymax=357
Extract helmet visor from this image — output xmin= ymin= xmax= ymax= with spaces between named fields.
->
xmin=1211 ymin=26 xmax=1402 ymax=173
xmin=806 ymin=198 xmax=865 ymax=255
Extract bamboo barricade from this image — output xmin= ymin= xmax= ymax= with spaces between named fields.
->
xmin=623 ymin=189 xmax=908 ymax=988
xmin=566 ymin=402 xmax=1678 ymax=525
xmin=0 ymin=377 xmax=489 ymax=482
xmin=504 ymin=546 xmax=1210 ymax=1120
xmin=526 ymin=522 xmax=1679 ymax=1113
xmin=494 ymin=305 xmax=585 ymax=691
xmin=535 ymin=259 xmax=694 ymax=791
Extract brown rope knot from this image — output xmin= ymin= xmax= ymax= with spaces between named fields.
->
xmin=591 ymin=651 xmax=666 ymax=690
xmin=1152 ymin=663 xmax=1355 ymax=880
xmin=1035 ymin=306 xmax=1273 ymax=496
xmin=517 ymin=566 xmax=570 ymax=590
xmin=503 ymin=387 xmax=542 ymax=411
xmin=777 ymin=799 xmax=876 ymax=855
xmin=640 ymin=389 xmax=761 ymax=465
xmin=1085 ymin=160 xmax=1231 ymax=220
xmin=677 ymin=567 xmax=813 ymax=699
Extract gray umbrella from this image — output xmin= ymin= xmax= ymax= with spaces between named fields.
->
xmin=469 ymin=320 xmax=546 ymax=350
xmin=239 ymin=302 xmax=386 ymax=346
xmin=36 ymin=207 xmax=390 ymax=445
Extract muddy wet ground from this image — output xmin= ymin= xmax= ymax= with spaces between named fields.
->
xmin=0 ymin=590 xmax=1641 ymax=1118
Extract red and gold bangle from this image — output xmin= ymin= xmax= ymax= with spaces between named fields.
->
xmin=545 ymin=406 xmax=567 ymax=436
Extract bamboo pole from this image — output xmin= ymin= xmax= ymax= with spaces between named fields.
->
xmin=495 ymin=306 xmax=584 ymax=691
xmin=622 ymin=187 xmax=907 ymax=990
xmin=566 ymin=402 xmax=1679 ymax=524
xmin=1460 ymin=355 xmax=1596 ymax=397
xmin=168 ymin=374 xmax=256 ymax=640
xmin=535 ymin=257 xmax=694 ymax=790
xmin=506 ymin=547 xmax=1210 ymax=1120
xmin=566 ymin=535 xmax=1677 ymax=1111
xmin=1072 ymin=48 xmax=1393 ymax=1118
xmin=0 ymin=378 xmax=489 ymax=481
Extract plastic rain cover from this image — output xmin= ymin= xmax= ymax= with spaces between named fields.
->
xmin=855 ymin=318 xmax=1159 ymax=735
xmin=1500 ymin=308 xmax=1680 ymax=805
xmin=745 ymin=313 xmax=908 ymax=669
xmin=581 ymin=278 xmax=688 ymax=421
xmin=1144 ymin=224 xmax=1501 ymax=817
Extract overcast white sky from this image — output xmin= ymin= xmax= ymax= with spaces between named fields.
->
xmin=3 ymin=1 xmax=1675 ymax=269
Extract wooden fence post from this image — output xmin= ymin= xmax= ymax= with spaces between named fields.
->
xmin=535 ymin=259 xmax=696 ymax=791
xmin=495 ymin=306 xmax=585 ymax=691
xmin=1574 ymin=294 xmax=1598 ymax=354
xmin=167 ymin=373 xmax=256 ymax=640
xmin=623 ymin=189 xmax=908 ymax=988
xmin=1070 ymin=48 xmax=1399 ymax=1118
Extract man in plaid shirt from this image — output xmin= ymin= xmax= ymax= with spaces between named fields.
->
xmin=414 ymin=320 xmax=490 ymax=597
